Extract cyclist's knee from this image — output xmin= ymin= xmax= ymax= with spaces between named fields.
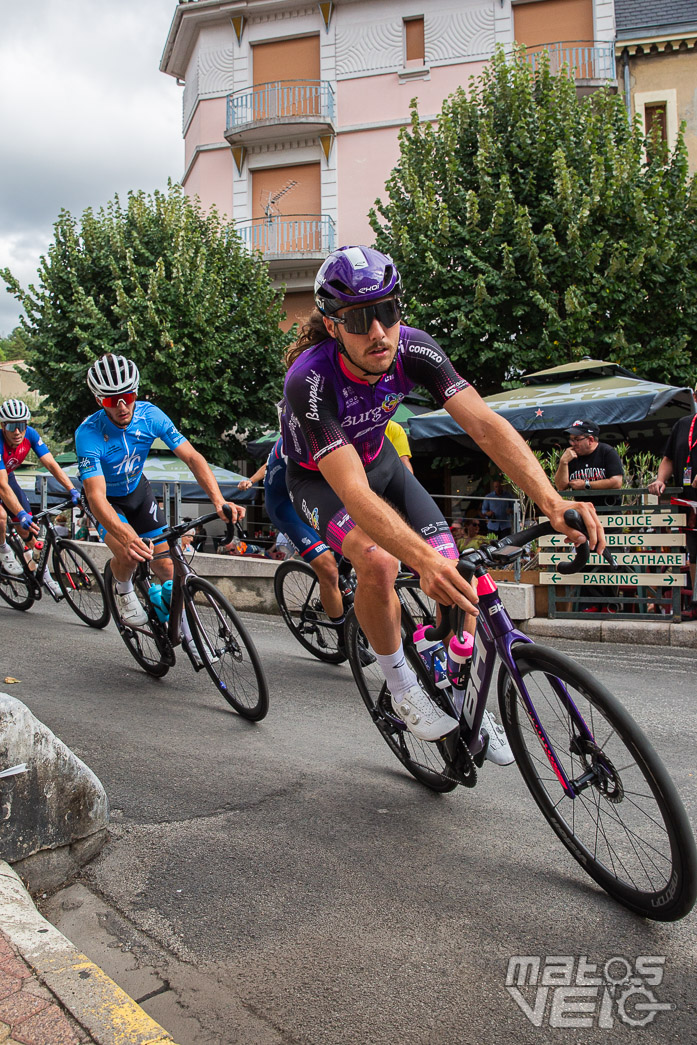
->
xmin=349 ymin=542 xmax=398 ymax=591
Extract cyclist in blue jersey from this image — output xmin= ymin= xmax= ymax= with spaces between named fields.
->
xmin=0 ymin=398 xmax=79 ymax=592
xmin=76 ymin=354 xmax=244 ymax=639
xmin=282 ymin=246 xmax=605 ymax=748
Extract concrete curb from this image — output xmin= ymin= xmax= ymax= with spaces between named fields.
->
xmin=0 ymin=862 xmax=181 ymax=1045
xmin=522 ymin=617 xmax=697 ymax=646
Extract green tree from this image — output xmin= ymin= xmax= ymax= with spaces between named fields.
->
xmin=0 ymin=325 xmax=30 ymax=362
xmin=2 ymin=183 xmax=290 ymax=464
xmin=371 ymin=48 xmax=697 ymax=394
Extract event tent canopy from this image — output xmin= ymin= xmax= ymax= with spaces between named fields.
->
xmin=407 ymin=360 xmax=695 ymax=455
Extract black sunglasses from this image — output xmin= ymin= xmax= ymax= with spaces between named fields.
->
xmin=2 ymin=422 xmax=27 ymax=433
xmin=333 ymin=298 xmax=401 ymax=335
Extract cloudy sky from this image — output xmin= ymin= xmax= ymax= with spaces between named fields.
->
xmin=0 ymin=0 xmax=183 ymax=336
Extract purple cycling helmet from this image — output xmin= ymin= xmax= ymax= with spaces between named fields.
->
xmin=314 ymin=245 xmax=401 ymax=317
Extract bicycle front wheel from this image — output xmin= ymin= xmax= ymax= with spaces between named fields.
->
xmin=498 ymin=643 xmax=697 ymax=921
xmin=274 ymin=559 xmax=346 ymax=663
xmin=184 ymin=577 xmax=268 ymax=721
xmin=345 ymin=608 xmax=457 ymax=793
xmin=104 ymin=562 xmax=172 ymax=678
xmin=53 ymin=540 xmax=109 ymax=628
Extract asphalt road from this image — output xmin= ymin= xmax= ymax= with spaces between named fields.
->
xmin=2 ymin=596 xmax=696 ymax=1045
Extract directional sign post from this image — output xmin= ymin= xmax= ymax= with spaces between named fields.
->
xmin=540 ymin=552 xmax=686 ymax=568
xmin=541 ymin=572 xmax=685 ymax=586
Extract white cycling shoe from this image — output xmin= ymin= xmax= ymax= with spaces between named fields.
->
xmin=392 ymin=683 xmax=458 ymax=742
xmin=0 ymin=547 xmax=23 ymax=576
xmin=43 ymin=576 xmax=63 ymax=599
xmin=116 ymin=589 xmax=148 ymax=627
xmin=481 ymin=710 xmax=515 ymax=766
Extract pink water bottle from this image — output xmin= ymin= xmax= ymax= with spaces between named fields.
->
xmin=446 ymin=633 xmax=475 ymax=690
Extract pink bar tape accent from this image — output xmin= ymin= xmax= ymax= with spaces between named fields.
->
xmin=413 ymin=625 xmax=428 ymax=643
xmin=477 ymin=573 xmax=497 ymax=595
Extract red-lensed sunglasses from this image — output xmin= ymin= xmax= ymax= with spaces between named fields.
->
xmin=99 ymin=392 xmax=137 ymax=408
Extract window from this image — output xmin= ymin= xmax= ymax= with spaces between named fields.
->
xmin=645 ymin=103 xmax=667 ymax=142
xmin=404 ymin=17 xmax=425 ymax=67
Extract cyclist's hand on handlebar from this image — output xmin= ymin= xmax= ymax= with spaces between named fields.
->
xmin=547 ymin=499 xmax=606 ymax=553
xmin=69 ymin=488 xmax=80 ymax=506
xmin=416 ymin=551 xmax=479 ymax=616
xmin=119 ymin=528 xmax=154 ymax=564
xmin=217 ymin=502 xmax=245 ymax=524
xmin=15 ymin=511 xmax=39 ymax=537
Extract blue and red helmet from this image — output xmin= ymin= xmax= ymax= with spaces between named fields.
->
xmin=314 ymin=245 xmax=401 ymax=317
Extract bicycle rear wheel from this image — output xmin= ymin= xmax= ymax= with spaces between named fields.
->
xmin=184 ymin=576 xmax=268 ymax=721
xmin=104 ymin=562 xmax=172 ymax=678
xmin=344 ymin=608 xmax=457 ymax=793
xmin=498 ymin=643 xmax=697 ymax=921
xmin=0 ymin=536 xmax=35 ymax=611
xmin=274 ymin=558 xmax=346 ymax=663
xmin=53 ymin=540 xmax=109 ymax=628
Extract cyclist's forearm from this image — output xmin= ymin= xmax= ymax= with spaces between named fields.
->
xmin=86 ymin=493 xmax=131 ymax=543
xmin=0 ymin=478 xmax=25 ymax=519
xmin=473 ymin=417 xmax=562 ymax=517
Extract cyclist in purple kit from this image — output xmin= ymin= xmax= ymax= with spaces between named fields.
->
xmin=282 ymin=245 xmax=605 ymax=753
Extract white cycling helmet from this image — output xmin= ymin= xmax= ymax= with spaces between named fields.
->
xmin=0 ymin=399 xmax=31 ymax=423
xmin=87 ymin=354 xmax=140 ymax=398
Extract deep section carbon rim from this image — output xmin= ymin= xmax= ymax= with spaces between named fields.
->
xmin=185 ymin=577 xmax=268 ymax=721
xmin=274 ymin=558 xmax=346 ymax=663
xmin=498 ymin=644 xmax=697 ymax=921
xmin=104 ymin=562 xmax=171 ymax=678
xmin=53 ymin=540 xmax=109 ymax=628
xmin=345 ymin=608 xmax=457 ymax=793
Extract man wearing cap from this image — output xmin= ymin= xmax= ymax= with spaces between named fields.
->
xmin=554 ymin=420 xmax=623 ymax=507
xmin=555 ymin=420 xmax=623 ymax=612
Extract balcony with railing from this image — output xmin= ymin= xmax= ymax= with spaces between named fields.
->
xmin=225 ymin=81 xmax=336 ymax=145
xmin=526 ymin=42 xmax=616 ymax=93
xmin=236 ymin=214 xmax=336 ymax=268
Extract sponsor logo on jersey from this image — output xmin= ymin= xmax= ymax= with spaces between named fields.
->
xmin=443 ymin=384 xmax=464 ymax=398
xmin=305 ymin=369 xmax=323 ymax=422
xmin=301 ymin=537 xmax=312 ymax=546
xmin=409 ymin=343 xmax=442 ymax=363
xmin=381 ymin=392 xmax=402 ymax=413
xmin=79 ymin=457 xmax=93 ymax=472
xmin=115 ymin=449 xmax=142 ymax=476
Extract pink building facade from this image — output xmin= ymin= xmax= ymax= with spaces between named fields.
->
xmin=160 ymin=0 xmax=615 ymax=326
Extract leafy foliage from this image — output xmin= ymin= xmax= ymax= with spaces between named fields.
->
xmin=371 ymin=48 xmax=697 ymax=394
xmin=0 ymin=326 xmax=30 ymax=362
xmin=2 ymin=183 xmax=290 ymax=464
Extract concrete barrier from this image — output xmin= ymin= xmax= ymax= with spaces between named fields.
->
xmin=0 ymin=695 xmax=109 ymax=892
xmin=82 ymin=541 xmax=535 ymax=621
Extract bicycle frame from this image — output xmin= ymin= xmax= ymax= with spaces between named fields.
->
xmin=448 ymin=569 xmax=598 ymax=799
xmin=6 ymin=505 xmax=66 ymax=597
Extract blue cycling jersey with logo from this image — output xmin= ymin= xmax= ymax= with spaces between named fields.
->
xmin=75 ymin=402 xmax=186 ymax=496
xmin=281 ymin=325 xmax=469 ymax=469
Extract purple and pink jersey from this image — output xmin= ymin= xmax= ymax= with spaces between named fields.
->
xmin=281 ymin=325 xmax=469 ymax=469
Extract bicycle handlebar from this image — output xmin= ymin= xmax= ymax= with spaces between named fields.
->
xmin=423 ymin=509 xmax=614 ymax=643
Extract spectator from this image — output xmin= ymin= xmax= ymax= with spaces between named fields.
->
xmin=648 ymin=412 xmax=697 ymax=593
xmin=457 ymin=517 xmax=490 ymax=552
xmin=54 ymin=513 xmax=70 ymax=538
xmin=75 ymin=513 xmax=90 ymax=541
xmin=554 ymin=420 xmax=623 ymax=506
xmin=482 ymin=476 xmax=514 ymax=537
xmin=554 ymin=419 xmax=624 ymax=612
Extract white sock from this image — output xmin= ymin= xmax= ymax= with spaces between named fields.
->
xmin=115 ymin=578 xmax=134 ymax=595
xmin=0 ymin=542 xmax=9 ymax=553
xmin=181 ymin=612 xmax=193 ymax=645
xmin=375 ymin=643 xmax=419 ymax=700
xmin=42 ymin=566 xmax=52 ymax=583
